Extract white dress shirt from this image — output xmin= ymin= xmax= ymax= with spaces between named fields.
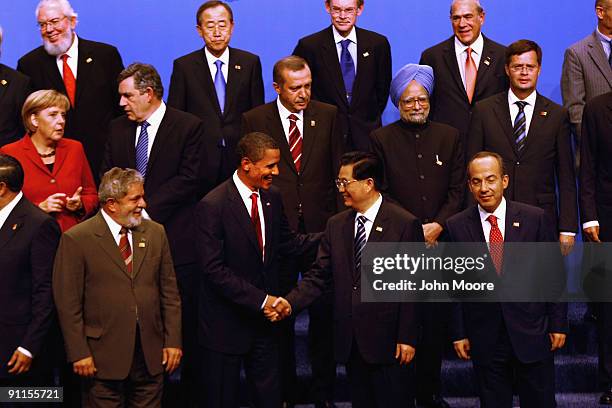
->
xmin=455 ymin=33 xmax=483 ymax=89
xmin=134 ymin=101 xmax=166 ymax=158
xmin=204 ymin=46 xmax=230 ymax=84
xmin=332 ymin=25 xmax=358 ymax=74
xmin=354 ymin=194 xmax=383 ymax=240
xmin=596 ymin=27 xmax=612 ymax=60
xmin=508 ymin=89 xmax=537 ymax=136
xmin=276 ymin=98 xmax=304 ymax=143
xmin=55 ymin=34 xmax=78 ymax=79
xmin=478 ymin=197 xmax=507 ymax=244
xmin=101 ymin=208 xmax=134 ymax=249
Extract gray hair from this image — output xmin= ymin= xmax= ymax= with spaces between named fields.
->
xmin=117 ymin=62 xmax=164 ymax=100
xmin=450 ymin=0 xmax=484 ymax=15
xmin=98 ymin=168 xmax=144 ymax=204
xmin=35 ymin=0 xmax=78 ymax=19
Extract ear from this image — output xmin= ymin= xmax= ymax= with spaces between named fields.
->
xmin=502 ymin=174 xmax=509 ymax=190
xmin=272 ymin=82 xmax=281 ymax=96
xmin=356 ymin=3 xmax=364 ymax=16
xmin=196 ymin=25 xmax=205 ymax=39
xmin=324 ymin=1 xmax=332 ymax=15
xmin=504 ymin=64 xmax=510 ymax=77
xmin=68 ymin=16 xmax=77 ymax=30
xmin=241 ymin=157 xmax=252 ymax=172
xmin=30 ymin=113 xmax=39 ymax=128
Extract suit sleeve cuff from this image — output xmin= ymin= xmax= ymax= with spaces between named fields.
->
xmin=583 ymin=221 xmax=599 ymax=230
xmin=17 ymin=347 xmax=33 ymax=358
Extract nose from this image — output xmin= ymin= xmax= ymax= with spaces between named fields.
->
xmin=271 ymin=165 xmax=279 ymax=176
xmin=138 ymin=197 xmax=147 ymax=208
xmin=119 ymin=96 xmax=127 ymax=107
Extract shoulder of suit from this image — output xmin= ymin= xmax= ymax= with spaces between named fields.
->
xmin=535 ymin=93 xmax=564 ymax=112
xmin=355 ymin=26 xmax=388 ymax=42
xmin=57 ymin=137 xmax=85 ymax=150
xmin=427 ymin=120 xmax=461 ymax=137
xmin=506 ymin=200 xmax=545 ymax=219
xmin=447 ymin=206 xmax=477 ymax=227
xmin=567 ymin=32 xmax=596 ymax=52
xmin=381 ymin=200 xmax=419 ymax=223
xmin=78 ymin=37 xmax=120 ymax=54
xmin=474 ymin=91 xmax=507 ymax=110
xmin=308 ymin=99 xmax=338 ymax=114
xmin=18 ymin=46 xmax=48 ymax=66
xmin=421 ymin=36 xmax=454 ymax=57
xmin=13 ymin=197 xmax=54 ymax=224
xmin=173 ymin=49 xmax=204 ymax=64
xmin=296 ymin=27 xmax=333 ymax=45
xmin=109 ymin=114 xmax=132 ymax=130
xmin=164 ymin=105 xmax=202 ymax=125
xmin=244 ymin=101 xmax=276 ymax=118
xmin=229 ymin=47 xmax=260 ymax=60
xmin=0 ymin=63 xmax=30 ymax=84
xmin=482 ymin=35 xmax=506 ymax=52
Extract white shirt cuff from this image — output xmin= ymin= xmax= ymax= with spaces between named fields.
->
xmin=583 ymin=221 xmax=600 ymax=230
xmin=260 ymin=294 xmax=268 ymax=310
xmin=17 ymin=347 xmax=33 ymax=358
xmin=560 ymin=232 xmax=576 ymax=237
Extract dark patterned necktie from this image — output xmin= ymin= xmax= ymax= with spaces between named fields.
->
xmin=288 ymin=114 xmax=303 ymax=172
xmin=340 ymin=39 xmax=355 ymax=102
xmin=135 ymin=121 xmax=150 ymax=177
xmin=119 ymin=227 xmax=132 ymax=275
xmin=354 ymin=215 xmax=367 ymax=274
xmin=487 ymin=215 xmax=503 ymax=275
xmin=513 ymin=101 xmax=528 ymax=151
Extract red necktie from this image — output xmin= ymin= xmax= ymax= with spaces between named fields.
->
xmin=288 ymin=114 xmax=303 ymax=173
xmin=465 ymin=47 xmax=477 ymax=104
xmin=250 ymin=192 xmax=264 ymax=253
xmin=486 ymin=215 xmax=503 ymax=275
xmin=61 ymin=54 xmax=76 ymax=107
xmin=119 ymin=227 xmax=132 ymax=275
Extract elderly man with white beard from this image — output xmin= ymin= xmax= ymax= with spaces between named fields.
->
xmin=17 ymin=0 xmax=124 ymax=184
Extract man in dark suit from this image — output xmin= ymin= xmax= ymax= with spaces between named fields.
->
xmin=0 ymin=154 xmax=60 ymax=389
xmin=17 ymin=0 xmax=124 ymax=181
xmin=100 ymin=63 xmax=202 ymax=406
xmin=53 ymin=167 xmax=182 ymax=407
xmin=242 ymin=56 xmax=343 ymax=407
xmin=195 ymin=132 xmax=321 ymax=408
xmin=269 ymin=151 xmax=423 ymax=408
xmin=420 ymin=0 xmax=507 ymax=146
xmin=467 ymin=39 xmax=578 ymax=256
xmin=579 ymin=91 xmax=612 ymax=404
xmin=168 ymin=0 xmax=264 ymax=196
xmin=0 ymin=27 xmax=32 ymax=146
xmin=446 ymin=151 xmax=567 ymax=408
xmin=370 ymin=64 xmax=464 ymax=408
xmin=293 ymin=0 xmax=391 ymax=152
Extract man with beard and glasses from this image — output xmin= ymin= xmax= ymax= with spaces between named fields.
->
xmin=53 ymin=167 xmax=182 ymax=407
xmin=17 ymin=0 xmax=124 ymax=183
xmin=369 ymin=64 xmax=464 ymax=408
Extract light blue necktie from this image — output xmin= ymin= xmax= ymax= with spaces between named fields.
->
xmin=214 ymin=60 xmax=226 ymax=114
xmin=135 ymin=121 xmax=149 ymax=177
xmin=340 ymin=39 xmax=356 ymax=103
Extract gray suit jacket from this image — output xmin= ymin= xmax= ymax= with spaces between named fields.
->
xmin=561 ymin=31 xmax=612 ymax=137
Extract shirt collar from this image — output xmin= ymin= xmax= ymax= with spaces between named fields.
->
xmin=141 ymin=101 xmax=166 ymax=127
xmin=101 ymin=207 xmax=129 ymax=238
xmin=356 ymin=193 xmax=383 ymax=223
xmin=57 ymin=34 xmax=78 ymax=61
xmin=478 ymin=196 xmax=507 ymax=226
xmin=597 ymin=27 xmax=612 ymax=42
xmin=508 ymin=89 xmax=537 ymax=107
xmin=232 ymin=170 xmax=258 ymax=200
xmin=454 ymin=32 xmax=484 ymax=56
xmin=332 ymin=25 xmax=357 ymax=45
xmin=276 ymin=97 xmax=304 ymax=121
xmin=204 ymin=46 xmax=230 ymax=67
xmin=0 ymin=191 xmax=23 ymax=229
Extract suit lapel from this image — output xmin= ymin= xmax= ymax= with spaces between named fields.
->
xmin=123 ymin=121 xmax=138 ymax=169
xmin=52 ymin=139 xmax=68 ymax=177
xmin=92 ymin=212 xmax=132 ymax=277
xmin=266 ymin=104 xmax=298 ymax=175
xmin=504 ymin=201 xmax=522 ymax=243
xmin=75 ymin=38 xmax=94 ymax=107
xmin=260 ymin=189 xmax=273 ymax=265
xmin=343 ymin=211 xmax=356 ymax=281
xmin=474 ymin=36 xmax=497 ymax=99
xmin=194 ymin=48 xmax=222 ymax=117
xmin=352 ymin=28 xmax=370 ymax=108
xmin=224 ymin=48 xmax=243 ymax=117
xmin=42 ymin=49 xmax=66 ymax=94
xmin=442 ymin=37 xmax=468 ymax=102
xmin=300 ymin=105 xmax=317 ymax=172
xmin=227 ymin=181 xmax=263 ymax=257
xmin=587 ymin=32 xmax=612 ymax=89
xmin=492 ymin=93 xmax=518 ymax=156
xmin=468 ymin=206 xmax=487 ymax=242
xmin=131 ymin=223 xmax=149 ymax=278
xmin=0 ymin=197 xmax=28 ymax=251
xmin=321 ymin=27 xmax=349 ymax=107
xmin=147 ymin=109 xmax=170 ymax=172
xmin=0 ymin=65 xmax=8 ymax=104
xmin=20 ymin=136 xmax=53 ymax=176
xmin=522 ymin=94 xmax=549 ymax=154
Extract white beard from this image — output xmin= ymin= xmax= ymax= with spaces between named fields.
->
xmin=43 ymin=31 xmax=73 ymax=56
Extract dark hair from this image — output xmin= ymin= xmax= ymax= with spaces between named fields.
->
xmin=596 ymin=0 xmax=610 ymax=8
xmin=325 ymin=0 xmax=364 ymax=7
xmin=117 ymin=63 xmax=164 ymax=99
xmin=505 ymin=39 xmax=542 ymax=66
xmin=0 ymin=154 xmax=24 ymax=192
xmin=196 ymin=1 xmax=234 ymax=25
xmin=273 ymin=56 xmax=309 ymax=85
xmin=467 ymin=151 xmax=507 ymax=177
xmin=340 ymin=151 xmax=383 ymax=191
xmin=236 ymin=132 xmax=279 ymax=164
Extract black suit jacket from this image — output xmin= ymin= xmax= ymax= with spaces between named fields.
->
xmin=286 ymin=199 xmax=423 ymax=364
xmin=0 ymin=196 xmax=60 ymax=378
xmin=370 ymin=120 xmax=465 ymax=226
xmin=242 ymin=100 xmax=343 ymax=233
xmin=467 ymin=91 xmax=578 ymax=233
xmin=293 ymin=26 xmax=391 ymax=151
xmin=101 ymin=106 xmax=203 ymax=266
xmin=17 ymin=37 xmax=124 ymax=179
xmin=580 ymin=91 xmax=612 ymax=240
xmin=196 ymin=180 xmax=320 ymax=354
xmin=168 ymin=47 xmax=264 ymax=194
xmin=420 ymin=35 xmax=507 ymax=143
xmin=445 ymin=200 xmax=568 ymax=365
xmin=0 ymin=64 xmax=31 ymax=146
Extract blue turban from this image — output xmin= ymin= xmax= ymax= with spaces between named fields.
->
xmin=390 ymin=64 xmax=435 ymax=108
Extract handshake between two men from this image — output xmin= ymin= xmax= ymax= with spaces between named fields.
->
xmin=263 ymin=295 xmax=293 ymax=322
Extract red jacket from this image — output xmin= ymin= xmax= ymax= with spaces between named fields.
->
xmin=1 ymin=136 xmax=98 ymax=231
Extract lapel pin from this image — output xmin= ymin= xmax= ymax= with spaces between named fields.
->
xmin=86 ymin=57 xmax=93 ymax=63
xmin=484 ymin=57 xmax=491 ymax=66
xmin=235 ymin=65 xmax=241 ymax=70
xmin=266 ymin=202 xmax=270 ymax=206
xmin=375 ymin=226 xmax=383 ymax=232
xmin=311 ymin=120 xmax=316 ymax=127
xmin=138 ymin=242 xmax=146 ymax=248
xmin=12 ymin=223 xmax=18 ymax=231
xmin=539 ymin=111 xmax=548 ymax=117
xmin=513 ymin=222 xmax=520 ymax=227
xmin=1 ymin=79 xmax=7 ymax=86
xmin=363 ymin=52 xmax=369 ymax=58
xmin=435 ymin=154 xmax=443 ymax=166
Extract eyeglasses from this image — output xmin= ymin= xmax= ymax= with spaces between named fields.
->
xmin=335 ymin=178 xmax=362 ymax=189
xmin=37 ymin=16 xmax=67 ymax=31
xmin=508 ymin=64 xmax=538 ymax=73
xmin=400 ymin=95 xmax=429 ymax=108
xmin=330 ymin=7 xmax=358 ymax=16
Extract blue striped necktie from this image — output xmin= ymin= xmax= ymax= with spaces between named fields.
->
xmin=135 ymin=121 xmax=150 ymax=177
xmin=340 ymin=39 xmax=355 ymax=103
xmin=354 ymin=215 xmax=367 ymax=274
xmin=513 ymin=101 xmax=528 ymax=151
xmin=214 ymin=59 xmax=226 ymax=114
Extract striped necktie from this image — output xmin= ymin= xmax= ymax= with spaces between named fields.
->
xmin=354 ymin=215 xmax=367 ymax=275
xmin=119 ymin=227 xmax=133 ymax=276
xmin=288 ymin=114 xmax=303 ymax=172
xmin=135 ymin=121 xmax=149 ymax=177
xmin=513 ymin=101 xmax=528 ymax=151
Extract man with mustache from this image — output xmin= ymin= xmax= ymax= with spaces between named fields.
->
xmin=53 ymin=167 xmax=182 ymax=407
xmin=242 ymin=56 xmax=343 ymax=407
xmin=369 ymin=63 xmax=465 ymax=408
xmin=17 ymin=0 xmax=124 ymax=183
xmin=100 ymin=62 xmax=203 ymax=406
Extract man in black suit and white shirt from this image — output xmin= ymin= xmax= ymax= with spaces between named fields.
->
xmin=17 ymin=0 xmax=124 ymax=181
xmin=168 ymin=0 xmax=264 ymax=196
xmin=100 ymin=63 xmax=203 ymax=406
xmin=293 ymin=0 xmax=392 ymax=152
xmin=0 ymin=154 xmax=60 ymax=388
xmin=420 ymin=0 xmax=507 ymax=147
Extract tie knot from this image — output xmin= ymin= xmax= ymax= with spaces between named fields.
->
xmin=61 ymin=54 xmax=69 ymax=62
xmin=466 ymin=47 xmax=473 ymax=56
xmin=515 ymin=101 xmax=528 ymax=111
xmin=288 ymin=114 xmax=298 ymax=123
xmin=357 ymin=215 xmax=367 ymax=225
xmin=215 ymin=59 xmax=223 ymax=69
xmin=250 ymin=192 xmax=258 ymax=200
xmin=341 ymin=39 xmax=351 ymax=49
xmin=486 ymin=214 xmax=498 ymax=227
xmin=140 ymin=120 xmax=150 ymax=129
xmin=119 ymin=227 xmax=129 ymax=236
